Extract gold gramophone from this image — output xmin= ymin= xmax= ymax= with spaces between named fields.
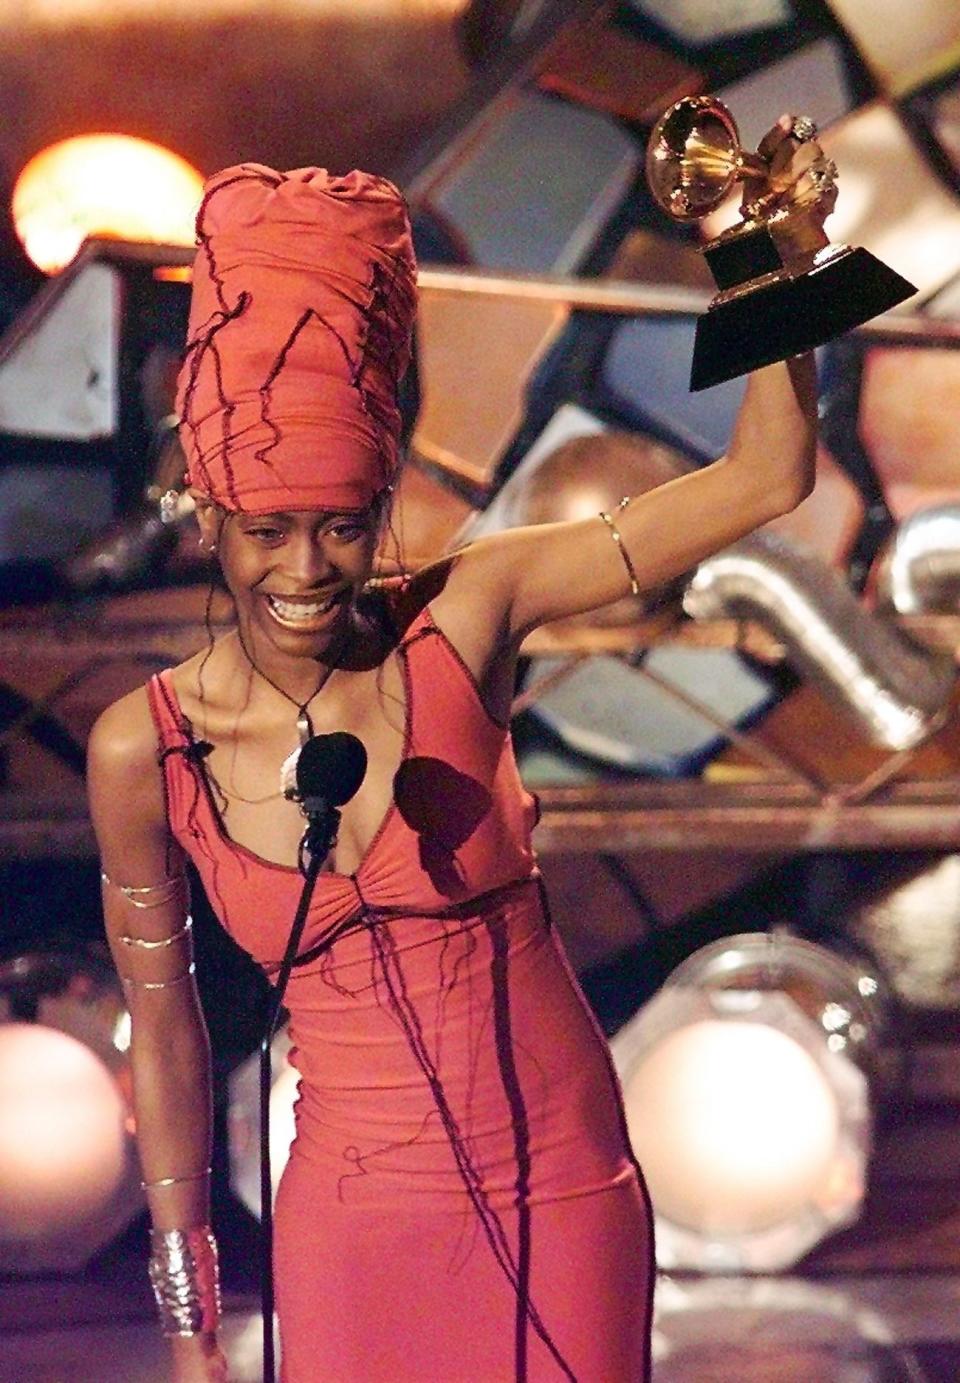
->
xmin=646 ymin=95 xmax=916 ymax=391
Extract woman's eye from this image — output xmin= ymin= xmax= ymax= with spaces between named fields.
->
xmin=330 ymin=523 xmax=366 ymax=543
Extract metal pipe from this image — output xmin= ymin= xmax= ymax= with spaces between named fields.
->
xmin=684 ymin=530 xmax=955 ymax=751
xmin=873 ymin=505 xmax=960 ymax=615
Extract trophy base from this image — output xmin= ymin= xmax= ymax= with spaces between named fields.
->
xmin=690 ymin=246 xmax=916 ymax=392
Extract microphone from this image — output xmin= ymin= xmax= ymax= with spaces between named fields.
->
xmin=260 ymin=729 xmax=366 ymax=1383
xmin=295 ymin=731 xmax=367 ymax=819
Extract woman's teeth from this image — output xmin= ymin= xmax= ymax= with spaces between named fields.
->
xmin=266 ymin=594 xmax=337 ymax=626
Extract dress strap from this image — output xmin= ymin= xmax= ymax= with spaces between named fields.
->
xmin=146 ymin=670 xmax=194 ymax=760
xmin=145 ymin=671 xmax=219 ymax=877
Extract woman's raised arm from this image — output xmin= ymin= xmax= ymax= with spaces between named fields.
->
xmin=87 ymin=692 xmax=228 ymax=1383
xmin=441 ymin=351 xmax=818 ymax=643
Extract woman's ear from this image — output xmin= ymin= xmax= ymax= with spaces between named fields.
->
xmin=191 ymin=494 xmax=223 ymax=553
xmin=375 ymin=485 xmax=395 ymax=537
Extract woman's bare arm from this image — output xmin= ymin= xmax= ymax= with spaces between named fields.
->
xmin=433 ymin=352 xmax=818 ymax=653
xmin=87 ymin=691 xmax=226 ymax=1381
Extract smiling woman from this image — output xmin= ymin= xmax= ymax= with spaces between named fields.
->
xmin=85 ymin=147 xmax=822 ymax=1381
xmin=197 ymin=503 xmax=386 ymax=800
xmin=84 ymin=160 xmax=659 ymax=1383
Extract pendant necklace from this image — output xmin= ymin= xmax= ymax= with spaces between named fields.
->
xmin=235 ymin=624 xmax=348 ymax=799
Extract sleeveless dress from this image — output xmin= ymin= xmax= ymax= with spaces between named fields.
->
xmin=147 ymin=603 xmax=654 ymax=1382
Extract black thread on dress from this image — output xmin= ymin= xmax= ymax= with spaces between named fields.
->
xmin=432 ymin=916 xmax=479 ymax=1078
xmin=366 ymin=919 xmax=578 ymax=1381
xmin=488 ymin=913 xmax=532 ymax=1378
xmin=302 ymin=622 xmax=574 ymax=1375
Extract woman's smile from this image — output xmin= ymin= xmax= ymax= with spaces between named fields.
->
xmin=196 ymin=503 xmax=383 ymax=656
xmin=262 ymin=588 xmax=347 ymax=632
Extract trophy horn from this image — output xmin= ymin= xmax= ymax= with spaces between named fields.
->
xmin=645 ymin=95 xmax=766 ymax=222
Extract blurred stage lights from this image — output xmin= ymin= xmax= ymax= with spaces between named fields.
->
xmin=0 ymin=949 xmax=143 ymax=1273
xmin=12 ymin=134 xmax=204 ymax=274
xmin=611 ymin=931 xmax=888 ymax=1272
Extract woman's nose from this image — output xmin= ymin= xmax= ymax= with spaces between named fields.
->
xmin=286 ymin=534 xmax=334 ymax=586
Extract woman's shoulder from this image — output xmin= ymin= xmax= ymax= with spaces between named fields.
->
xmin=87 ymin=677 xmax=186 ymax=854
xmin=87 ymin=636 xmax=214 ymax=777
xmin=86 ymin=682 xmax=159 ymax=782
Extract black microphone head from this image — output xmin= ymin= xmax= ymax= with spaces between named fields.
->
xmin=296 ymin=732 xmax=367 ymax=808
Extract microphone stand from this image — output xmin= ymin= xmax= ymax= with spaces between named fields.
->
xmin=259 ymin=804 xmax=340 ymax=1383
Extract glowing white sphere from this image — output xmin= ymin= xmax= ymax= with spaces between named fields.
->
xmin=12 ymin=134 xmax=204 ymax=273
xmin=624 ymin=1019 xmax=840 ymax=1235
xmin=0 ymin=1024 xmax=127 ymax=1239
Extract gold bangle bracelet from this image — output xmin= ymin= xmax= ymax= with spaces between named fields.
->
xmin=598 ymin=496 xmax=640 ymax=596
xmin=120 ymin=962 xmax=196 ymax=991
xmin=101 ymin=871 xmax=187 ymax=910
xmin=118 ymin=915 xmax=193 ymax=949
xmin=142 ymin=1167 xmax=211 ymax=1191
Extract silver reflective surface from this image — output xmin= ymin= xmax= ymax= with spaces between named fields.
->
xmin=874 ymin=504 xmax=960 ymax=615
xmin=685 ymin=530 xmax=955 ymax=750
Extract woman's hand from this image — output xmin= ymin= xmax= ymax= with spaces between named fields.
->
xmin=170 ymin=1332 xmax=230 ymax=1382
xmin=740 ymin=113 xmax=839 ymax=240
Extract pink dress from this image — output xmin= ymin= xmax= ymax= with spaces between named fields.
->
xmin=148 ymin=603 xmax=654 ymax=1382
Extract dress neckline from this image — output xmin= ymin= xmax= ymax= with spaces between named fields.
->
xmin=157 ymin=611 xmax=422 ymax=879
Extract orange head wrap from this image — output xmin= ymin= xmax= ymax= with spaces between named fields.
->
xmin=176 ymin=163 xmax=417 ymax=513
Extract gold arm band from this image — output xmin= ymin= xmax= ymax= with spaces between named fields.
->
xmin=120 ymin=962 xmax=196 ymax=991
xmin=598 ymin=496 xmax=640 ymax=596
xmin=142 ymin=1167 xmax=211 ymax=1191
xmin=118 ymin=915 xmax=193 ymax=950
xmin=101 ymin=871 xmax=188 ymax=910
xmin=148 ymin=1226 xmax=221 ymax=1337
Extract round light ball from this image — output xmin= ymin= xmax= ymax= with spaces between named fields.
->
xmin=0 ymin=1023 xmax=128 ymax=1240
xmin=12 ymin=134 xmax=204 ymax=273
xmin=624 ymin=1018 xmax=840 ymax=1235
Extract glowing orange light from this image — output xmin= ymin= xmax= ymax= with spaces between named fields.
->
xmin=12 ymin=134 xmax=205 ymax=274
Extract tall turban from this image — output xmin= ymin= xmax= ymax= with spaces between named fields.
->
xmin=176 ymin=163 xmax=418 ymax=513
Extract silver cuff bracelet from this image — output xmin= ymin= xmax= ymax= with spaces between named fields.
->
xmin=147 ymin=1226 xmax=221 ymax=1337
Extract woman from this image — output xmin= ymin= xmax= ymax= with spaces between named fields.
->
xmin=88 ymin=132 xmax=826 ymax=1382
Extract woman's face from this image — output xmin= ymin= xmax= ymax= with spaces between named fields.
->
xmin=201 ymin=503 xmax=381 ymax=660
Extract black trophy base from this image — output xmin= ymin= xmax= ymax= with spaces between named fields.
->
xmin=690 ymin=246 xmax=916 ymax=392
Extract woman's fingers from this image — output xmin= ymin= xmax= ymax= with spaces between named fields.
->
xmin=757 ymin=112 xmax=810 ymax=167
xmin=741 ymin=116 xmax=838 ymax=226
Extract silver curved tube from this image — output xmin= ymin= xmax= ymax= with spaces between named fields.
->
xmin=873 ymin=505 xmax=960 ymax=615
xmin=685 ymin=531 xmax=955 ymax=751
